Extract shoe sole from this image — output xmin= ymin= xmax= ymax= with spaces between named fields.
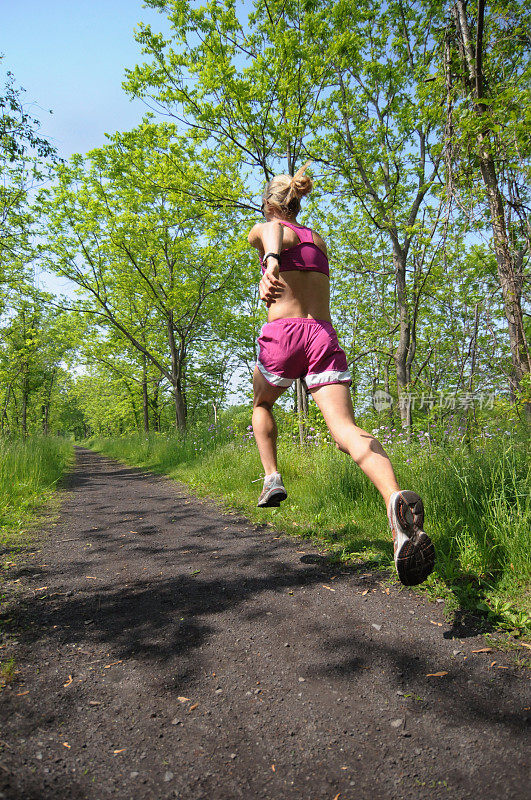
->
xmin=396 ymin=490 xmax=425 ymax=531
xmin=257 ymin=489 xmax=287 ymax=508
xmin=396 ymin=531 xmax=435 ymax=586
xmin=392 ymin=491 xmax=434 ymax=586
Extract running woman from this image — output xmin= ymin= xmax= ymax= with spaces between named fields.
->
xmin=247 ymin=163 xmax=435 ymax=586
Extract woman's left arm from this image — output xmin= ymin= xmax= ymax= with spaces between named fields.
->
xmin=248 ymin=222 xmax=285 ymax=306
xmin=247 ymin=220 xmax=284 ymax=252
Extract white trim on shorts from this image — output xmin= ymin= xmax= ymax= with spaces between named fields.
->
xmin=256 ymin=360 xmax=294 ymax=387
xmin=305 ymin=369 xmax=352 ymax=388
xmin=257 ymin=361 xmax=351 ymax=390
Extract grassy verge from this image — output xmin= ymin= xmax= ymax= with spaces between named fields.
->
xmin=0 ymin=436 xmax=74 ymax=556
xmin=0 ymin=436 xmax=74 ymax=686
xmin=88 ymin=426 xmax=530 ymax=638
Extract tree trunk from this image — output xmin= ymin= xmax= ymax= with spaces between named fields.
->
xmin=1 ymin=384 xmax=12 ymax=434
xmin=384 ymin=358 xmax=393 ymax=426
xmin=350 ymin=364 xmax=357 ymax=418
xmin=173 ymin=381 xmax=187 ymax=432
xmin=152 ymin=382 xmax=160 ymax=432
xmin=465 ymin=302 xmax=480 ymax=443
xmin=479 ymin=145 xmax=530 ymax=394
xmin=295 ymin=379 xmax=305 ymax=445
xmin=302 ymin=383 xmax=308 ymax=417
xmin=453 ymin=0 xmax=531 ymax=417
xmin=126 ymin=385 xmax=140 ymax=430
xmin=167 ymin=315 xmax=187 ymax=431
xmin=294 ymin=378 xmax=309 ymax=445
xmin=11 ymin=392 xmax=19 ymax=430
xmin=142 ymin=355 xmax=149 ymax=434
xmin=393 ymin=247 xmax=413 ymax=429
xmin=21 ymin=365 xmax=29 ymax=436
xmin=42 ymin=368 xmax=56 ymax=435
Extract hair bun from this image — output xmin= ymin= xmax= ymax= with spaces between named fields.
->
xmin=290 ymin=161 xmax=313 ymax=199
xmin=262 ymin=162 xmax=313 ymax=215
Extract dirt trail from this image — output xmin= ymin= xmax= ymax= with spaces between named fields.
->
xmin=0 ymin=447 xmax=529 ymax=800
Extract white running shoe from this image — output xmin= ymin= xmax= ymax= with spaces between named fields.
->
xmin=387 ymin=490 xmax=435 ymax=586
xmin=257 ymin=472 xmax=287 ymax=508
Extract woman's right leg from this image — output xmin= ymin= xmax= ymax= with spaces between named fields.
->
xmin=252 ymin=366 xmax=288 ymax=476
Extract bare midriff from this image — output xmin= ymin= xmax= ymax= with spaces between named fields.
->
xmin=266 ymin=270 xmax=332 ymax=323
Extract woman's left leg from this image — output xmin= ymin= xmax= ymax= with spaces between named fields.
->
xmin=310 ymin=382 xmax=435 ymax=586
xmin=309 ymin=382 xmax=399 ymax=510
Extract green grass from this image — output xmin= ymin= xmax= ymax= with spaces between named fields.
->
xmin=88 ymin=424 xmax=530 ymax=637
xmin=0 ymin=656 xmax=17 ymax=689
xmin=0 ymin=436 xmax=74 ymax=554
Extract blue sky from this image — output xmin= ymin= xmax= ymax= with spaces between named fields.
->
xmin=2 ymin=0 xmax=170 ymax=158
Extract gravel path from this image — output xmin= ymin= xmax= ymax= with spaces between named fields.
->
xmin=0 ymin=447 xmax=529 ymax=799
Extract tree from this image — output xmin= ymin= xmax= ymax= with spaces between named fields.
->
xmin=304 ymin=0 xmax=447 ymax=427
xmin=441 ymin=0 xmax=531 ymax=413
xmin=125 ymin=0 xmax=453 ymax=428
xmin=0 ymin=63 xmax=57 ymax=288
xmin=0 ymin=64 xmax=67 ymax=436
xmin=126 ymin=0 xmax=339 ymax=419
xmin=0 ymin=289 xmax=75 ymax=435
xmin=39 ymin=123 xmax=252 ymax=430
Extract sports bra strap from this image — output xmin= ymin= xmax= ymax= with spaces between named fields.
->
xmin=278 ymin=220 xmax=314 ymax=243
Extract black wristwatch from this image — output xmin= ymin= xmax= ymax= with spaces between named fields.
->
xmin=263 ymin=252 xmax=280 ymax=267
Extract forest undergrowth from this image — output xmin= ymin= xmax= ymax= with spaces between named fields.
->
xmin=89 ymin=410 xmax=530 ymax=640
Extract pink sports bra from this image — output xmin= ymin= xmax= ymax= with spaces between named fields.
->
xmin=260 ymin=221 xmax=329 ymax=278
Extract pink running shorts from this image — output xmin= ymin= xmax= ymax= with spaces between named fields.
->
xmin=256 ymin=318 xmax=351 ymax=390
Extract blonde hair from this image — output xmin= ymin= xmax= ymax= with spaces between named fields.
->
xmin=262 ymin=161 xmax=313 ymax=217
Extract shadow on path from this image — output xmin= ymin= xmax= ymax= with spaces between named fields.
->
xmin=1 ymin=447 xmax=529 ymax=800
